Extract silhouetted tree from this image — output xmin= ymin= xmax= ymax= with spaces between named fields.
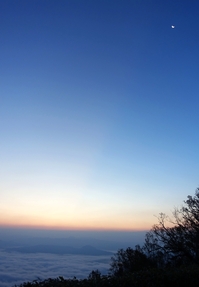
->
xmin=88 ymin=269 xmax=101 ymax=282
xmin=144 ymin=188 xmax=199 ymax=266
xmin=109 ymin=245 xmax=153 ymax=276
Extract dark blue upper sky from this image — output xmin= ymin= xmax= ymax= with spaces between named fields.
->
xmin=1 ymin=0 xmax=199 ymax=230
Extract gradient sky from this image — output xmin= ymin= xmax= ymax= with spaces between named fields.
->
xmin=1 ymin=0 xmax=199 ymax=231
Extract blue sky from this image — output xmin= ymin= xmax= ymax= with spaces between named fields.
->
xmin=1 ymin=0 xmax=199 ymax=230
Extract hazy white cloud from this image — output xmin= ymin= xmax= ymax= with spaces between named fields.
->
xmin=0 ymin=229 xmax=146 ymax=286
xmin=0 ymin=250 xmax=110 ymax=287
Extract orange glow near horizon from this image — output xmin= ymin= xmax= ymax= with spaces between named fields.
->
xmin=0 ymin=204 xmax=158 ymax=232
xmin=0 ymin=221 xmax=151 ymax=232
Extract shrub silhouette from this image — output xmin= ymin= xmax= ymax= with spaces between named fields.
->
xmin=143 ymin=188 xmax=199 ymax=266
xmin=109 ymin=245 xmax=154 ymax=276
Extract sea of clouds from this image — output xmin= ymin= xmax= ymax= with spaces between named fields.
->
xmin=0 ymin=250 xmax=111 ymax=287
xmin=0 ymin=228 xmax=146 ymax=286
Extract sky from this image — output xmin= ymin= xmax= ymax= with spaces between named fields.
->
xmin=1 ymin=0 xmax=199 ymax=231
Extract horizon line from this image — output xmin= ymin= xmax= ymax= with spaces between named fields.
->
xmin=0 ymin=223 xmax=149 ymax=232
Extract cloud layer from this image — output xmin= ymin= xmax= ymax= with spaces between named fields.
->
xmin=0 ymin=250 xmax=110 ymax=287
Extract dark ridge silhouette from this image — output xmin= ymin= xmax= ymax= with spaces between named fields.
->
xmin=0 ymin=239 xmax=13 ymax=248
xmin=0 ymin=232 xmax=146 ymax=251
xmin=5 ymin=244 xmax=113 ymax=256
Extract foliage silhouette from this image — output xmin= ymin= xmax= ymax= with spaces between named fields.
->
xmin=14 ymin=265 xmax=199 ymax=287
xmin=109 ymin=245 xmax=154 ymax=276
xmin=143 ymin=188 xmax=199 ymax=266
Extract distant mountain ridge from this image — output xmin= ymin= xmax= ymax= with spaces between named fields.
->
xmin=0 ymin=235 xmax=145 ymax=251
xmin=5 ymin=244 xmax=113 ymax=256
xmin=0 ymin=240 xmax=13 ymax=248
